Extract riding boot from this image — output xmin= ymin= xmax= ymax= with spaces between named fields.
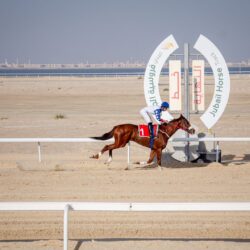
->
xmin=148 ymin=122 xmax=154 ymax=149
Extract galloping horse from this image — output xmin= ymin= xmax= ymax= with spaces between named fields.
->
xmin=90 ymin=114 xmax=195 ymax=166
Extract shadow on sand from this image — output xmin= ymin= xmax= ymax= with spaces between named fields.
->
xmin=133 ymin=152 xmax=250 ymax=170
xmin=72 ymin=237 xmax=250 ymax=250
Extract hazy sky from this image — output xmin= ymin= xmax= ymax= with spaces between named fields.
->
xmin=0 ymin=0 xmax=250 ymax=64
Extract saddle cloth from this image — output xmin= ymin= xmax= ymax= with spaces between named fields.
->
xmin=138 ymin=124 xmax=159 ymax=138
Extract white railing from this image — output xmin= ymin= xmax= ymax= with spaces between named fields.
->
xmin=0 ymin=138 xmax=114 ymax=163
xmin=1 ymin=201 xmax=250 ymax=250
xmin=0 ymin=137 xmax=250 ymax=163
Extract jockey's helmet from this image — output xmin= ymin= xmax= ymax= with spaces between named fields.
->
xmin=161 ymin=101 xmax=169 ymax=109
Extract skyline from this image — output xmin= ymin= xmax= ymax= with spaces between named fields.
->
xmin=1 ymin=0 xmax=250 ymax=64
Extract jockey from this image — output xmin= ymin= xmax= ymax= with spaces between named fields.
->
xmin=140 ymin=102 xmax=173 ymax=149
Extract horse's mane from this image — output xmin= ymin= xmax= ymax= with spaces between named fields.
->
xmin=161 ymin=115 xmax=183 ymax=126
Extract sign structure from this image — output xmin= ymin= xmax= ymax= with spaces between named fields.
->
xmin=144 ymin=35 xmax=179 ymax=106
xmin=144 ymin=34 xmax=230 ymax=130
xmin=169 ymin=60 xmax=182 ymax=111
xmin=192 ymin=60 xmax=205 ymax=111
xmin=194 ymin=35 xmax=230 ymax=129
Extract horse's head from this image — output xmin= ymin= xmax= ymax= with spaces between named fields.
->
xmin=177 ymin=114 xmax=195 ymax=134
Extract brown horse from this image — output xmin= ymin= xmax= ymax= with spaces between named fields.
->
xmin=90 ymin=114 xmax=195 ymax=166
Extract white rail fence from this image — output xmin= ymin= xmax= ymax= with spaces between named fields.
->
xmin=0 ymin=137 xmax=250 ymax=163
xmin=1 ymin=201 xmax=250 ymax=250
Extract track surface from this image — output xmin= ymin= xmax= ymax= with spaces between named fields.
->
xmin=0 ymin=76 xmax=250 ymax=249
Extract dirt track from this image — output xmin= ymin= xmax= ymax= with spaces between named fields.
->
xmin=0 ymin=76 xmax=250 ymax=249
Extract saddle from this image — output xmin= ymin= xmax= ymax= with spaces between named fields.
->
xmin=138 ymin=124 xmax=159 ymax=138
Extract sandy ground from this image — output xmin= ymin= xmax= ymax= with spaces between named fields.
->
xmin=0 ymin=75 xmax=250 ymax=249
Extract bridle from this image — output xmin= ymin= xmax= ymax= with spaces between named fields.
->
xmin=178 ymin=119 xmax=194 ymax=134
xmin=159 ymin=117 xmax=194 ymax=139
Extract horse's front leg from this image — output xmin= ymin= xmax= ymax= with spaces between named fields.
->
xmin=146 ymin=149 xmax=156 ymax=165
xmin=135 ymin=149 xmax=156 ymax=166
xmin=156 ymin=149 xmax=162 ymax=166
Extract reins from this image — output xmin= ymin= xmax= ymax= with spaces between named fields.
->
xmin=159 ymin=129 xmax=170 ymax=138
xmin=159 ymin=120 xmax=180 ymax=139
xmin=159 ymin=116 xmax=190 ymax=139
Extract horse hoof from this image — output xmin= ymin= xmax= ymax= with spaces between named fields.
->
xmin=134 ymin=161 xmax=147 ymax=165
xmin=90 ymin=155 xmax=98 ymax=159
xmin=144 ymin=162 xmax=157 ymax=168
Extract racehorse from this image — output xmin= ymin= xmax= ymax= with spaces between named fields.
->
xmin=90 ymin=114 xmax=195 ymax=167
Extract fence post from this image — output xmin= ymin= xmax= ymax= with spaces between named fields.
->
xmin=38 ymin=142 xmax=41 ymax=162
xmin=127 ymin=142 xmax=130 ymax=166
xmin=64 ymin=204 xmax=71 ymax=250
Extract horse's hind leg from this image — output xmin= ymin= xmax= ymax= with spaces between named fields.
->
xmin=91 ymin=128 xmax=131 ymax=162
xmin=91 ymin=139 xmax=127 ymax=161
xmin=104 ymin=139 xmax=129 ymax=164
xmin=105 ymin=150 xmax=113 ymax=165
xmin=90 ymin=144 xmax=111 ymax=159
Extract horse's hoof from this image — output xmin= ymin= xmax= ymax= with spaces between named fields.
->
xmin=90 ymin=155 xmax=98 ymax=159
xmin=134 ymin=161 xmax=147 ymax=165
xmin=104 ymin=156 xmax=112 ymax=165
xmin=144 ymin=162 xmax=157 ymax=168
xmin=125 ymin=165 xmax=131 ymax=170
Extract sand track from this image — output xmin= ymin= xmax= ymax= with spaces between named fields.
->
xmin=0 ymin=76 xmax=250 ymax=249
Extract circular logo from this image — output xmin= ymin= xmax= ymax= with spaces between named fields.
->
xmin=144 ymin=34 xmax=230 ymax=129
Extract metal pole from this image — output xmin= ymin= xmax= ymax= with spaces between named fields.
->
xmin=184 ymin=43 xmax=190 ymax=162
xmin=38 ymin=142 xmax=41 ymax=163
xmin=216 ymin=141 xmax=219 ymax=163
xmin=64 ymin=204 xmax=70 ymax=250
xmin=184 ymin=43 xmax=190 ymax=120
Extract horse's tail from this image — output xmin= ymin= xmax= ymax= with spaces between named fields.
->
xmin=90 ymin=127 xmax=115 ymax=140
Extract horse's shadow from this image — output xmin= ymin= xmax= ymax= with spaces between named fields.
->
xmin=133 ymin=153 xmax=209 ymax=170
xmin=221 ymin=154 xmax=250 ymax=166
xmin=133 ymin=152 xmax=250 ymax=170
xmin=161 ymin=153 xmax=209 ymax=169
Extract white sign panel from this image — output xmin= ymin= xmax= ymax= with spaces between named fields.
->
xmin=194 ymin=35 xmax=230 ymax=129
xmin=169 ymin=60 xmax=181 ymax=110
xmin=144 ymin=35 xmax=179 ymax=106
xmin=192 ymin=60 xmax=205 ymax=111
